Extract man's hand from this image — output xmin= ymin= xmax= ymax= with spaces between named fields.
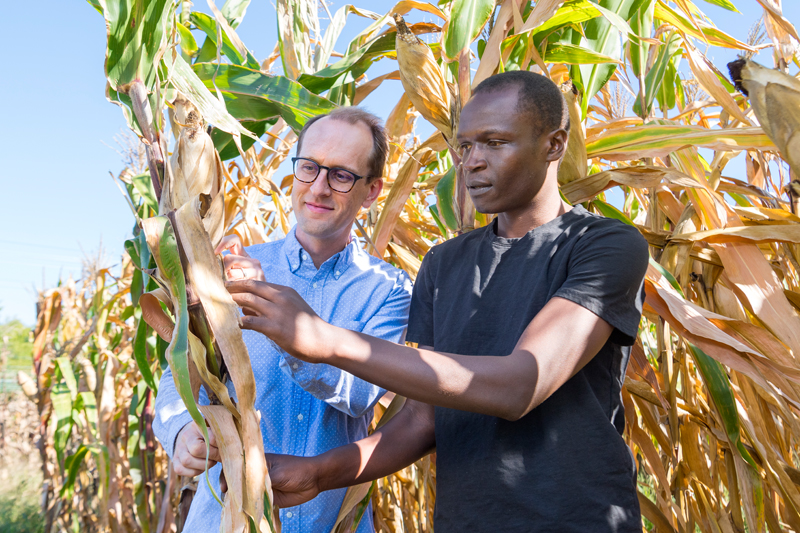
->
xmin=173 ymin=422 xmax=222 ymax=477
xmin=265 ymin=453 xmax=322 ymax=508
xmin=215 ymin=234 xmax=266 ymax=282
xmin=226 ymin=280 xmax=334 ymax=363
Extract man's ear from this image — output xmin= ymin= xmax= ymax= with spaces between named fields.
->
xmin=546 ymin=129 xmax=569 ymax=162
xmin=361 ymin=178 xmax=383 ymax=208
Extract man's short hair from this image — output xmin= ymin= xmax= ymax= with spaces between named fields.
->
xmin=472 ymin=71 xmax=570 ymax=136
xmin=295 ymin=107 xmax=389 ymax=182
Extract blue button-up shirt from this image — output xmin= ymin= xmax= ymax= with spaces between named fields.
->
xmin=153 ymin=227 xmax=412 ymax=533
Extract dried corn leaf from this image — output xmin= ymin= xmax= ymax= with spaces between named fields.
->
xmin=199 ymin=404 xmax=248 ymax=533
xmin=172 ymin=197 xmax=271 ymax=527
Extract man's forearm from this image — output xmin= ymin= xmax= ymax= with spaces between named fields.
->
xmin=316 ymin=399 xmax=436 ymax=492
xmin=321 ymin=323 xmax=530 ymax=420
xmin=319 ymin=297 xmax=612 ymax=421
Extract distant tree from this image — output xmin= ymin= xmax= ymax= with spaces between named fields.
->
xmin=0 ymin=319 xmax=33 ymax=366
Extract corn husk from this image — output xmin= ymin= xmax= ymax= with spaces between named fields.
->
xmin=162 ymin=94 xmax=227 ymax=247
xmin=17 ymin=370 xmax=38 ymax=399
xmin=394 ymin=14 xmax=455 ymax=143
xmin=728 ymin=58 xmax=800 ymax=176
xmin=557 ymin=82 xmax=587 ymax=186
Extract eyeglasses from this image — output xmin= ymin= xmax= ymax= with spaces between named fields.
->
xmin=291 ymin=157 xmax=367 ymax=193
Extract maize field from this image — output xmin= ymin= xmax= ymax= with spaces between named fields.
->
xmin=12 ymin=0 xmax=800 ymax=531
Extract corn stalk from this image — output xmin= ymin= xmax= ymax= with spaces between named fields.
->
xmin=19 ymin=0 xmax=800 ymax=532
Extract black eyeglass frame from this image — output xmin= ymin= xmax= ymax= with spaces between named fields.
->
xmin=291 ymin=157 xmax=368 ymax=193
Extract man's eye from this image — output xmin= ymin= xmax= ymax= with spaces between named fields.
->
xmin=300 ymin=163 xmax=317 ymax=173
xmin=487 ymin=140 xmax=505 ymax=147
xmin=330 ymin=170 xmax=355 ymax=184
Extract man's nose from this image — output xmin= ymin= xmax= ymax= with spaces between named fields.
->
xmin=462 ymin=146 xmax=486 ymax=172
xmin=310 ymin=168 xmax=332 ymax=195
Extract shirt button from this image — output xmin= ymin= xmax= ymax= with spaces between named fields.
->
xmin=313 ymin=282 xmax=318 ymax=288
xmin=286 ymin=512 xmax=293 ymax=518
xmin=301 ymin=253 xmax=306 ymax=260
xmin=297 ymin=413 xmax=304 ymax=421
xmin=292 ymin=363 xmax=298 ymax=370
xmin=335 ymin=270 xmax=340 ymax=276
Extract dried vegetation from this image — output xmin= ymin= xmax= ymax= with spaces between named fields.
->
xmin=13 ymin=0 xmax=800 ymax=532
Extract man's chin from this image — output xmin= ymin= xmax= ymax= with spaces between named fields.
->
xmin=296 ymin=219 xmax=338 ymax=240
xmin=471 ymin=199 xmax=498 ymax=216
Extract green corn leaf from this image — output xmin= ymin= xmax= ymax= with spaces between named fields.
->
xmin=168 ymin=53 xmax=265 ymax=150
xmin=591 ymin=198 xmax=635 ymax=226
xmin=190 ymin=12 xmax=260 ymax=69
xmin=434 ymin=167 xmax=460 ymax=232
xmin=530 ymin=0 xmax=605 ymax=45
xmin=298 ymin=32 xmax=396 ymax=95
xmin=221 ymin=0 xmax=251 ymax=28
xmin=688 ymin=344 xmax=757 ymax=466
xmin=629 ymin=0 xmax=656 ymax=78
xmin=650 ymin=253 xmax=759 ymax=471
xmin=192 ymin=63 xmax=337 ymax=132
xmin=587 ymin=124 xmax=774 ymax=160
xmin=443 ymin=0 xmax=495 ymax=61
xmin=143 ymin=216 xmax=222 ymax=505
xmin=78 ymin=391 xmax=99 ymax=438
xmin=56 ymin=357 xmax=78 ymax=400
xmin=211 ymin=119 xmax=277 ymax=161
xmin=314 ymin=5 xmax=381 ymax=72
xmin=131 ymin=172 xmax=158 ymax=213
xmin=125 ymin=239 xmax=141 ymax=269
xmin=687 ymin=342 xmax=764 ymax=529
xmin=633 ymin=31 xmax=681 ymax=117
xmin=656 ymin=61 xmax=679 ymax=112
xmin=653 ymin=2 xmax=750 ymax=50
xmin=176 ymin=23 xmax=199 ymax=58
xmin=97 ymin=0 xmax=175 ymax=92
xmin=134 ymin=318 xmax=159 ymax=393
xmin=698 ymin=0 xmax=740 ymax=12
xmin=648 ymin=257 xmax=684 ymax=295
xmin=545 ymin=43 xmax=622 ymax=64
xmin=51 ymin=380 xmax=74 ymax=464
xmin=429 ymin=204 xmax=449 ymax=237
xmin=60 ymin=445 xmax=90 ymax=499
xmin=570 ymin=0 xmax=639 ymax=118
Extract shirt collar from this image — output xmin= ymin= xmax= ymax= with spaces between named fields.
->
xmin=283 ymin=225 xmax=359 ymax=279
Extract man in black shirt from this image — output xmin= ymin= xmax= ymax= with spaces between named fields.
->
xmin=227 ymin=71 xmax=650 ymax=531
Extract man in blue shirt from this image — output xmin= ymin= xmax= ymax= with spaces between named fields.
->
xmin=152 ymin=107 xmax=412 ymax=532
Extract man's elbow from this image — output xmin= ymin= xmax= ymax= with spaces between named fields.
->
xmin=497 ymin=403 xmax=530 ymax=422
xmin=495 ymin=384 xmax=536 ymax=422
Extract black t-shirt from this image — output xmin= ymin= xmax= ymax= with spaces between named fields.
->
xmin=406 ymin=206 xmax=649 ymax=532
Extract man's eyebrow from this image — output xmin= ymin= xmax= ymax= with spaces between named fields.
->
xmin=457 ymin=128 xmax=511 ymax=141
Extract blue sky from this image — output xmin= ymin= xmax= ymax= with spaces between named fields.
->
xmin=0 ymin=0 xmax=797 ymax=325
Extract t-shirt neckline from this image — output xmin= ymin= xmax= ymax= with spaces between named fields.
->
xmin=488 ymin=205 xmax=586 ymax=246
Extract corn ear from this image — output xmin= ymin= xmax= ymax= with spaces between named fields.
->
xmin=17 ymin=370 xmax=38 ymax=399
xmin=163 ymin=94 xmax=227 ymax=247
xmin=394 ymin=14 xmax=454 ymax=143
xmin=557 ymin=82 xmax=587 ymax=186
xmin=728 ymin=58 xmax=800 ymax=176
xmin=78 ymin=356 xmax=97 ymax=391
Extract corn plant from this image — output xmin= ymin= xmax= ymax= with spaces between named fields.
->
xmin=19 ymin=0 xmax=800 ymax=532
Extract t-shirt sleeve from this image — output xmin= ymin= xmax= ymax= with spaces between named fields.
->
xmin=553 ymin=222 xmax=649 ymax=346
xmin=406 ymin=247 xmax=436 ymax=347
